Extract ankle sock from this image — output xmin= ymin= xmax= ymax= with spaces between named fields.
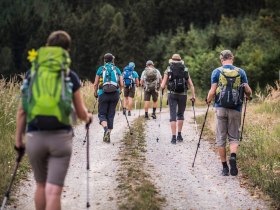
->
xmin=153 ymin=108 xmax=156 ymax=113
xmin=145 ymin=112 xmax=148 ymax=116
xmin=178 ymin=132 xmax=182 ymax=136
xmin=222 ymin=161 xmax=228 ymax=168
xmin=172 ymin=135 xmax=176 ymax=139
xmin=104 ymin=126 xmax=108 ymax=132
xmin=230 ymin=153 xmax=237 ymax=159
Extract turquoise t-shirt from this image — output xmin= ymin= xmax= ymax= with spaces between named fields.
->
xmin=96 ymin=63 xmax=122 ymax=96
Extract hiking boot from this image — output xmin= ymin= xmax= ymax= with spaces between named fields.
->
xmin=177 ymin=134 xmax=183 ymax=142
xmin=128 ymin=111 xmax=131 ymax=116
xmin=222 ymin=166 xmax=229 ymax=176
xmin=123 ymin=108 xmax=126 ymax=115
xmin=103 ymin=130 xmax=110 ymax=143
xmin=171 ymin=137 xmax=176 ymax=144
xmin=229 ymin=157 xmax=238 ymax=176
xmin=151 ymin=113 xmax=156 ymax=119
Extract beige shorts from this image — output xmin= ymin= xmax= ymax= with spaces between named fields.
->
xmin=26 ymin=130 xmax=73 ymax=186
xmin=215 ymin=108 xmax=241 ymax=147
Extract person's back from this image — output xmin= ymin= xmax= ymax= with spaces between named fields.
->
xmin=140 ymin=60 xmax=162 ymax=119
xmin=15 ymin=30 xmax=92 ymax=210
xmin=207 ymin=49 xmax=252 ymax=176
xmin=93 ymin=53 xmax=123 ymax=143
xmin=122 ymin=62 xmax=139 ymax=116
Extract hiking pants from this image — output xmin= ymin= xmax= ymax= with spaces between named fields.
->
xmin=168 ymin=93 xmax=187 ymax=122
xmin=98 ymin=92 xmax=119 ymax=129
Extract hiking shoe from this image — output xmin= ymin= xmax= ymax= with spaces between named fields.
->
xmin=177 ymin=134 xmax=183 ymax=142
xmin=171 ymin=137 xmax=176 ymax=144
xmin=128 ymin=111 xmax=131 ymax=116
xmin=222 ymin=167 xmax=229 ymax=176
xmin=103 ymin=130 xmax=110 ymax=143
xmin=229 ymin=157 xmax=238 ymax=176
xmin=144 ymin=115 xmax=150 ymax=120
xmin=151 ymin=113 xmax=156 ymax=119
xmin=123 ymin=108 xmax=126 ymax=115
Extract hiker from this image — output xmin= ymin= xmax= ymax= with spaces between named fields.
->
xmin=206 ymin=50 xmax=252 ymax=176
xmin=93 ymin=53 xmax=123 ymax=143
xmin=161 ymin=54 xmax=195 ymax=144
xmin=122 ymin=62 xmax=139 ymax=116
xmin=15 ymin=30 xmax=92 ymax=210
xmin=140 ymin=60 xmax=162 ymax=119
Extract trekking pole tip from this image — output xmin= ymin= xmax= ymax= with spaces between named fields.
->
xmin=130 ymin=132 xmax=133 ymax=135
xmin=156 ymin=138 xmax=159 ymax=142
xmin=86 ymin=202 xmax=90 ymax=208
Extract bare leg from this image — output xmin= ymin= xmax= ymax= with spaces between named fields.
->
xmin=45 ymin=183 xmax=63 ymax=210
xmin=123 ymin=97 xmax=128 ymax=109
xmin=152 ymin=101 xmax=157 ymax=109
xmin=218 ymin=147 xmax=227 ymax=162
xmin=128 ymin=97 xmax=133 ymax=111
xmin=171 ymin=121 xmax=176 ymax=135
xmin=35 ymin=182 xmax=46 ymax=210
xmin=230 ymin=143 xmax=238 ymax=154
xmin=144 ymin=101 xmax=149 ymax=113
xmin=177 ymin=120 xmax=184 ymax=132
xmin=101 ymin=121 xmax=108 ymax=128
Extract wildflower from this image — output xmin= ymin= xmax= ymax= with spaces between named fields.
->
xmin=27 ymin=49 xmax=38 ymax=62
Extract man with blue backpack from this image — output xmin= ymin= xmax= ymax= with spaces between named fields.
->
xmin=207 ymin=50 xmax=252 ymax=176
xmin=122 ymin=62 xmax=139 ymax=116
xmin=93 ymin=53 xmax=123 ymax=143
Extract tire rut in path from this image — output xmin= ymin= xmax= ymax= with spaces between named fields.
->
xmin=144 ymin=108 xmax=269 ymax=210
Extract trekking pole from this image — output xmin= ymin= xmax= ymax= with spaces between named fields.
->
xmin=192 ymin=103 xmax=210 ymax=167
xmin=83 ymin=122 xmax=91 ymax=208
xmin=119 ymin=97 xmax=133 ymax=135
xmin=191 ymin=98 xmax=198 ymax=136
xmin=1 ymin=147 xmax=24 ymax=210
xmin=92 ymin=99 xmax=98 ymax=114
xmin=239 ymin=97 xmax=249 ymax=141
xmin=156 ymin=89 xmax=164 ymax=142
xmin=138 ymin=87 xmax=143 ymax=117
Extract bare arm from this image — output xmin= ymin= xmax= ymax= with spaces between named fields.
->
xmin=119 ymin=75 xmax=124 ymax=90
xmin=135 ymin=78 xmax=139 ymax=87
xmin=207 ymin=83 xmax=218 ymax=103
xmin=161 ymin=74 xmax=168 ymax=89
xmin=244 ymin=83 xmax=252 ymax=98
xmin=15 ymin=105 xmax=26 ymax=148
xmin=187 ymin=75 xmax=195 ymax=99
xmin=93 ymin=75 xmax=99 ymax=96
xmin=73 ymin=89 xmax=92 ymax=122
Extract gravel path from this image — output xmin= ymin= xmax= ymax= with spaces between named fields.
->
xmin=7 ymin=110 xmax=137 ymax=210
xmin=6 ymin=106 xmax=270 ymax=210
xmin=144 ymin=107 xmax=269 ymax=210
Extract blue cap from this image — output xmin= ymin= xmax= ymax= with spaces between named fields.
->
xmin=128 ymin=62 xmax=135 ymax=68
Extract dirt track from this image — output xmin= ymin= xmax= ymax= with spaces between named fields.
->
xmin=6 ymin=107 xmax=270 ymax=210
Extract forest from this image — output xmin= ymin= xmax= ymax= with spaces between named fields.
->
xmin=0 ymin=0 xmax=279 ymax=91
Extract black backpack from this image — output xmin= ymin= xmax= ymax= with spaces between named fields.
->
xmin=167 ymin=62 xmax=189 ymax=93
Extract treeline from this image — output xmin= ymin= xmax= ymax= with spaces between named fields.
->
xmin=0 ymin=0 xmax=279 ymax=90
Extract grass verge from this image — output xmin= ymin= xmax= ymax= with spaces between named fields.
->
xmin=117 ymin=117 xmax=165 ymax=210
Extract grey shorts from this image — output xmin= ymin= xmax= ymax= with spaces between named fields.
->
xmin=26 ymin=130 xmax=73 ymax=186
xmin=215 ymin=108 xmax=241 ymax=147
xmin=144 ymin=89 xmax=158 ymax=102
xmin=168 ymin=93 xmax=187 ymax=122
xmin=124 ymin=86 xmax=136 ymax=98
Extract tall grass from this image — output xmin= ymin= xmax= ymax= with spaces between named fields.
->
xmin=0 ymin=76 xmax=29 ymax=197
xmin=239 ymin=83 xmax=280 ymax=206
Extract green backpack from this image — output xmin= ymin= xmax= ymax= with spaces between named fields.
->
xmin=22 ymin=46 xmax=73 ymax=129
xmin=215 ymin=67 xmax=244 ymax=108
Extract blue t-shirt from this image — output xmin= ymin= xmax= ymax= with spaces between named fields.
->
xmin=96 ymin=63 xmax=122 ymax=96
xmin=211 ymin=65 xmax=248 ymax=112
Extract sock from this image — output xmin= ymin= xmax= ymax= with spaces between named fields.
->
xmin=230 ymin=153 xmax=237 ymax=159
xmin=104 ymin=126 xmax=108 ymax=132
xmin=222 ymin=161 xmax=228 ymax=168
xmin=145 ymin=112 xmax=148 ymax=116
xmin=153 ymin=108 xmax=156 ymax=113
xmin=172 ymin=135 xmax=176 ymax=139
xmin=178 ymin=132 xmax=182 ymax=136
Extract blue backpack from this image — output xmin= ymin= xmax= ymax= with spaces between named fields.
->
xmin=123 ymin=65 xmax=134 ymax=88
xmin=102 ymin=63 xmax=119 ymax=93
